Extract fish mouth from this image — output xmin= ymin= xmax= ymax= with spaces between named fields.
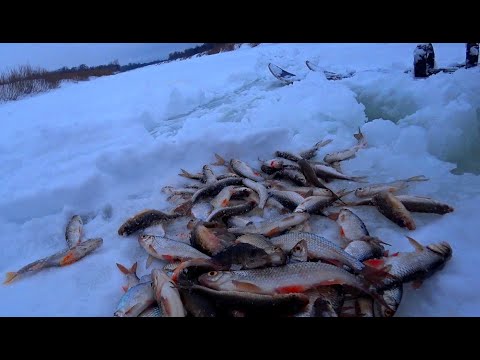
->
xmin=427 ymin=242 xmax=452 ymax=259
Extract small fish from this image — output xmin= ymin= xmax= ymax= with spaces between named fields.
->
xmin=323 ymin=128 xmax=367 ymax=163
xmin=259 ymin=158 xmax=299 ymax=174
xmin=372 ymin=192 xmax=416 ymax=230
xmin=344 ymin=236 xmax=389 ymax=262
xmin=266 ymin=181 xmax=336 ymax=197
xmin=116 ymin=262 xmax=139 ymax=292
xmin=393 ymin=195 xmax=454 ymax=215
xmin=138 ymin=235 xmax=210 ymax=265
xmin=271 ymin=169 xmax=309 ymax=186
xmin=210 ymin=186 xmax=251 ymax=209
xmin=297 ymin=159 xmax=343 ymax=202
xmin=313 ymin=163 xmax=367 ymax=182
xmin=118 ymin=209 xmax=180 ymax=237
xmin=354 ymin=175 xmax=429 ymax=198
xmin=152 ymin=269 xmax=186 ymax=317
xmin=198 ymin=262 xmax=392 ymax=310
xmin=228 ymin=213 xmax=310 ymax=237
xmin=364 ymin=237 xmax=452 ymax=291
xmin=206 ymin=200 xmax=256 ymax=222
xmin=229 ymin=159 xmax=265 ymax=182
xmin=288 ymin=240 xmax=308 ymax=263
xmin=114 ymin=281 xmax=155 ymax=317
xmin=65 ymin=215 xmax=83 ymax=248
xmin=333 ymin=208 xmax=370 ymax=241
xmin=179 ymin=169 xmax=204 ymax=181
xmin=294 ymin=195 xmax=337 ymax=215
xmin=269 ymin=231 xmax=365 ymax=273
xmin=4 ymin=238 xmax=103 ymax=285
xmin=299 ymin=139 xmax=333 ymax=159
xmin=138 ymin=305 xmax=163 ymax=317
xmin=202 ymin=165 xmax=217 ymax=184
xmin=190 ymin=222 xmax=237 ymax=256
xmin=210 ymin=243 xmax=272 ymax=270
xmin=242 ymin=178 xmax=268 ymax=209
xmin=268 ymin=189 xmax=305 ymax=211
xmin=191 ymin=177 xmax=244 ymax=203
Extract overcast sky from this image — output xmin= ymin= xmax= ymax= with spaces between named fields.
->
xmin=0 ymin=43 xmax=202 ymax=71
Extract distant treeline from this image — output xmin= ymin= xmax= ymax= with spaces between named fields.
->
xmin=167 ymin=43 xmax=260 ymax=61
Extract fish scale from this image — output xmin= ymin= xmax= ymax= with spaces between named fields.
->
xmin=269 ymin=231 xmax=365 ymax=272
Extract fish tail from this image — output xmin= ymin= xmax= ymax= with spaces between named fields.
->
xmin=3 ymin=272 xmax=18 ymax=285
xmin=406 ymin=175 xmax=429 ymax=182
xmin=179 ymin=169 xmax=194 ymax=179
xmin=212 ymin=153 xmax=226 ymax=166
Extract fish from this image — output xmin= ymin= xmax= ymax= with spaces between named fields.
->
xmin=4 ymin=238 xmax=103 ymax=285
xmin=297 ymin=159 xmax=344 ymax=202
xmin=228 ymin=213 xmax=310 ymax=237
xmin=288 ymin=240 xmax=308 ymax=263
xmin=191 ymin=177 xmax=244 ymax=203
xmin=210 ymin=243 xmax=272 ymax=270
xmin=373 ymin=284 xmax=403 ymax=317
xmin=271 ymin=169 xmax=309 ymax=186
xmin=152 ymin=269 xmax=186 ymax=317
xmin=294 ymin=195 xmax=337 ymax=215
xmin=190 ymin=222 xmax=237 ymax=256
xmin=312 ymin=286 xmax=345 ymax=317
xmin=391 ymin=195 xmax=454 ymax=215
xmin=227 ymin=216 xmax=254 ymax=228
xmin=206 ymin=200 xmax=256 ymax=222
xmin=313 ymin=163 xmax=367 ymax=182
xmin=364 ymin=236 xmax=452 ymax=291
xmin=266 ymin=181 xmax=336 ymax=197
xmin=234 ymin=234 xmax=287 ymax=267
xmin=210 ymin=186 xmax=251 ymax=209
xmin=268 ymin=189 xmax=305 ymax=211
xmin=138 ymin=235 xmax=210 ymax=265
xmin=299 ymin=139 xmax=333 ymax=159
xmin=114 ymin=281 xmax=155 ymax=317
xmin=371 ymin=192 xmax=416 ymax=230
xmin=202 ymin=165 xmax=217 ymax=184
xmin=333 ymin=208 xmax=370 ymax=241
xmin=230 ymin=159 xmax=265 ymax=182
xmin=344 ymin=236 xmax=389 ymax=262
xmin=116 ymin=262 xmax=139 ymax=292
xmin=197 ymin=262 xmax=392 ymax=310
xmin=259 ymin=158 xmax=300 ymax=174
xmin=65 ymin=215 xmax=83 ymax=248
xmin=242 ymin=178 xmax=268 ymax=209
xmin=323 ymin=128 xmax=367 ymax=163
xmin=178 ymin=287 xmax=217 ymax=317
xmin=117 ymin=209 xmax=180 ymax=237
xmin=269 ymin=231 xmax=365 ymax=273
xmin=182 ymin=284 xmax=309 ymax=317
xmin=138 ymin=306 xmax=163 ymax=317
xmin=179 ymin=169 xmax=204 ymax=181
xmin=354 ymin=175 xmax=429 ymax=198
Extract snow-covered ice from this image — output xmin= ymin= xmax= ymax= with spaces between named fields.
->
xmin=1 ymin=43 xmax=479 ymax=316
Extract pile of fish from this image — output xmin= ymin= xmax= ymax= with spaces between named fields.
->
xmin=113 ymin=129 xmax=454 ymax=317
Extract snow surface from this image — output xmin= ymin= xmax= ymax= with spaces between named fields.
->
xmin=1 ymin=43 xmax=479 ymax=316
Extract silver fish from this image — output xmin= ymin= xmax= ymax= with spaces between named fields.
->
xmin=271 ymin=169 xmax=308 ymax=186
xmin=242 ymin=178 xmax=268 ymax=209
xmin=269 ymin=231 xmax=365 ymax=273
xmin=323 ymin=128 xmax=367 ymax=163
xmin=210 ymin=186 xmax=251 ymax=209
xmin=294 ymin=195 xmax=336 ymax=215
xmin=230 ymin=159 xmax=265 ymax=182
xmin=202 ymin=165 xmax=217 ymax=184
xmin=228 ymin=213 xmax=310 ymax=237
xmin=152 ymin=269 xmax=186 ymax=317
xmin=344 ymin=236 xmax=388 ymax=262
xmin=335 ymin=208 xmax=369 ymax=241
xmin=4 ymin=238 xmax=103 ymax=285
xmin=114 ymin=281 xmax=155 ymax=317
xmin=191 ymin=177 xmax=244 ymax=203
xmin=354 ymin=175 xmax=429 ymax=198
xmin=138 ymin=305 xmax=163 ymax=317
xmin=138 ymin=235 xmax=210 ymax=263
xmin=373 ymin=284 xmax=403 ymax=317
xmin=313 ymin=163 xmax=367 ymax=182
xmin=65 ymin=215 xmax=83 ymax=248
xmin=288 ymin=240 xmax=308 ymax=263
xmin=268 ymin=189 xmax=305 ymax=211
xmin=206 ymin=201 xmax=256 ymax=222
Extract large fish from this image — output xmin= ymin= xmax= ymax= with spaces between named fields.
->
xmin=197 ymin=262 xmax=392 ymax=310
xmin=4 ymin=238 xmax=103 ymax=285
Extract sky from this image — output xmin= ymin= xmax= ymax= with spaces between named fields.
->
xmin=0 ymin=43 xmax=202 ymax=71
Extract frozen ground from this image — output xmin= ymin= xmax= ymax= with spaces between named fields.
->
xmin=0 ymin=43 xmax=479 ymax=316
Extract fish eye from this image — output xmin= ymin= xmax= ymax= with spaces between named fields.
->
xmin=295 ymin=246 xmax=302 ymax=251
xmin=385 ymin=308 xmax=394 ymax=317
xmin=357 ymin=188 xmax=363 ymax=191
xmin=208 ymin=271 xmax=217 ymax=277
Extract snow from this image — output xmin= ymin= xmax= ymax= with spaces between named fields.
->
xmin=1 ymin=43 xmax=479 ymax=316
